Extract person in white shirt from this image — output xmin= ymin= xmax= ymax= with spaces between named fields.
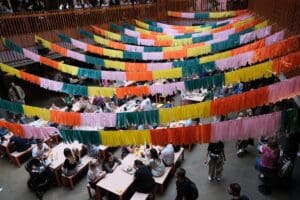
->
xmin=32 ymin=139 xmax=50 ymax=160
xmin=140 ymin=95 xmax=152 ymax=111
xmin=160 ymin=144 xmax=175 ymax=166
xmin=87 ymin=159 xmax=106 ymax=188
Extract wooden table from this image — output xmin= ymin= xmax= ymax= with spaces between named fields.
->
xmin=96 ymin=154 xmax=136 ymax=200
xmin=49 ymin=142 xmax=83 ymax=186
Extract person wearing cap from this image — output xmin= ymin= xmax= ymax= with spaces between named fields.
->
xmin=228 ymin=183 xmax=249 ymax=200
xmin=32 ymin=139 xmax=50 ymax=160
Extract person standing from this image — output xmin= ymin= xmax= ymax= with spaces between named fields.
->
xmin=205 ymin=141 xmax=226 ymax=182
xmin=8 ymin=82 xmax=25 ymax=103
xmin=175 ymin=168 xmax=198 ymax=200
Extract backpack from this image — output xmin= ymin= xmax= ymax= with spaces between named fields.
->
xmin=188 ymin=179 xmax=199 ymax=199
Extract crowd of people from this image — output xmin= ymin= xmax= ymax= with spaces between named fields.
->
xmin=0 ymin=0 xmax=155 ymax=13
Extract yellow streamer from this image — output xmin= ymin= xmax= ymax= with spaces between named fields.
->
xmin=209 ymin=11 xmax=235 ymax=19
xmin=104 ymin=31 xmax=121 ymax=41
xmin=59 ymin=63 xmax=78 ymax=76
xmin=225 ymin=61 xmax=273 ymax=85
xmin=0 ymin=63 xmax=21 ymax=78
xmin=159 ymin=101 xmax=211 ymax=123
xmin=88 ymin=87 xmax=115 ymax=97
xmin=94 ymin=35 xmax=110 ymax=46
xmin=152 ymin=68 xmax=182 ymax=80
xmin=101 ymin=130 xmax=151 ymax=146
xmin=200 ymin=51 xmax=231 ymax=64
xmin=135 ymin=20 xmax=149 ymax=29
xmin=103 ymin=60 xmax=125 ymax=70
xmin=23 ymin=105 xmax=50 ymax=121
xmin=103 ymin=49 xmax=123 ymax=59
xmin=187 ymin=45 xmax=211 ymax=57
xmin=35 ymin=35 xmax=51 ymax=49
xmin=254 ymin=20 xmax=269 ymax=30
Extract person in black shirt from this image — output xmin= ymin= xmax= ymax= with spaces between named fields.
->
xmin=205 ymin=141 xmax=226 ymax=182
xmin=175 ymin=168 xmax=198 ymax=200
xmin=228 ymin=183 xmax=249 ymax=200
xmin=9 ymin=136 xmax=31 ymax=152
xmin=61 ymin=148 xmax=80 ymax=176
xmin=133 ymin=160 xmax=155 ymax=194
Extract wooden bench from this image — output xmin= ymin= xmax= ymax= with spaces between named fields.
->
xmin=61 ymin=156 xmax=92 ymax=189
xmin=154 ymin=166 xmax=172 ymax=193
xmin=172 ymin=147 xmax=185 ymax=174
xmin=130 ymin=192 xmax=149 ymax=200
xmin=9 ymin=146 xmax=33 ymax=167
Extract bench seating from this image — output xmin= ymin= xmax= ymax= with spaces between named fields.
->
xmin=130 ymin=192 xmax=149 ymax=200
xmin=62 ymin=156 xmax=92 ymax=189
xmin=154 ymin=166 xmax=172 ymax=193
xmin=9 ymin=145 xmax=33 ymax=167
xmin=174 ymin=147 xmax=184 ymax=164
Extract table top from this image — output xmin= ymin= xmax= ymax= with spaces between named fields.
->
xmin=96 ymin=153 xmax=137 ymax=196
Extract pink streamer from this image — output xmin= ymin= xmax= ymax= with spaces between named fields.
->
xmin=81 ymin=113 xmax=116 ymax=127
xmin=150 ymin=81 xmax=185 ymax=95
xmin=215 ymin=51 xmax=254 ymax=71
xmin=143 ymin=52 xmax=163 ymax=60
xmin=40 ymin=78 xmax=63 ymax=92
xmin=265 ymin=30 xmax=285 ymax=46
xmin=138 ymin=38 xmax=154 ymax=46
xmin=22 ymin=125 xmax=59 ymax=139
xmin=147 ymin=62 xmax=173 ymax=71
xmin=211 ymin=112 xmax=281 ymax=142
xmin=268 ymin=76 xmax=300 ymax=103
xmin=240 ymin=26 xmax=272 ymax=44
xmin=71 ymin=38 xmax=87 ymax=51
xmin=67 ymin=50 xmax=85 ymax=62
xmin=101 ymin=71 xmax=126 ymax=81
xmin=23 ymin=49 xmax=40 ymax=62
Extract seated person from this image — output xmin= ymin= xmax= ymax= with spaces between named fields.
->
xmin=62 ymin=147 xmax=80 ymax=176
xmin=164 ymin=99 xmax=175 ymax=108
xmin=85 ymin=144 xmax=101 ymax=159
xmin=9 ymin=135 xmax=32 ymax=152
xmin=92 ymin=96 xmax=105 ymax=110
xmin=133 ymin=159 xmax=155 ymax=194
xmin=148 ymin=148 xmax=165 ymax=177
xmin=87 ymin=159 xmax=106 ymax=188
xmin=121 ymin=145 xmax=135 ymax=159
xmin=160 ymin=144 xmax=175 ymax=167
xmin=102 ymin=152 xmax=121 ymax=173
xmin=32 ymin=139 xmax=50 ymax=160
xmin=139 ymin=95 xmax=153 ymax=111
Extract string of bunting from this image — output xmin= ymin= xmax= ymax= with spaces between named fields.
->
xmin=1 ymin=108 xmax=299 ymax=146
xmin=79 ymin=26 xmax=281 ymax=54
xmin=110 ymin=15 xmax=257 ymax=40
xmin=61 ymin=15 xmax=259 ymax=57
xmin=139 ymin=15 xmax=248 ymax=33
xmin=1 ymin=68 xmax=300 ymax=128
xmin=4 ymin=30 xmax=295 ymax=85
xmin=1 ymin=47 xmax=300 ymax=99
xmin=167 ymin=9 xmax=248 ymax=19
xmin=60 ymin=20 xmax=267 ymax=62
xmin=31 ymin=25 xmax=272 ymax=75
xmin=110 ymin=16 xmax=255 ymax=39
xmin=91 ymin=20 xmax=268 ymax=47
xmin=133 ymin=16 xmax=252 ymax=34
